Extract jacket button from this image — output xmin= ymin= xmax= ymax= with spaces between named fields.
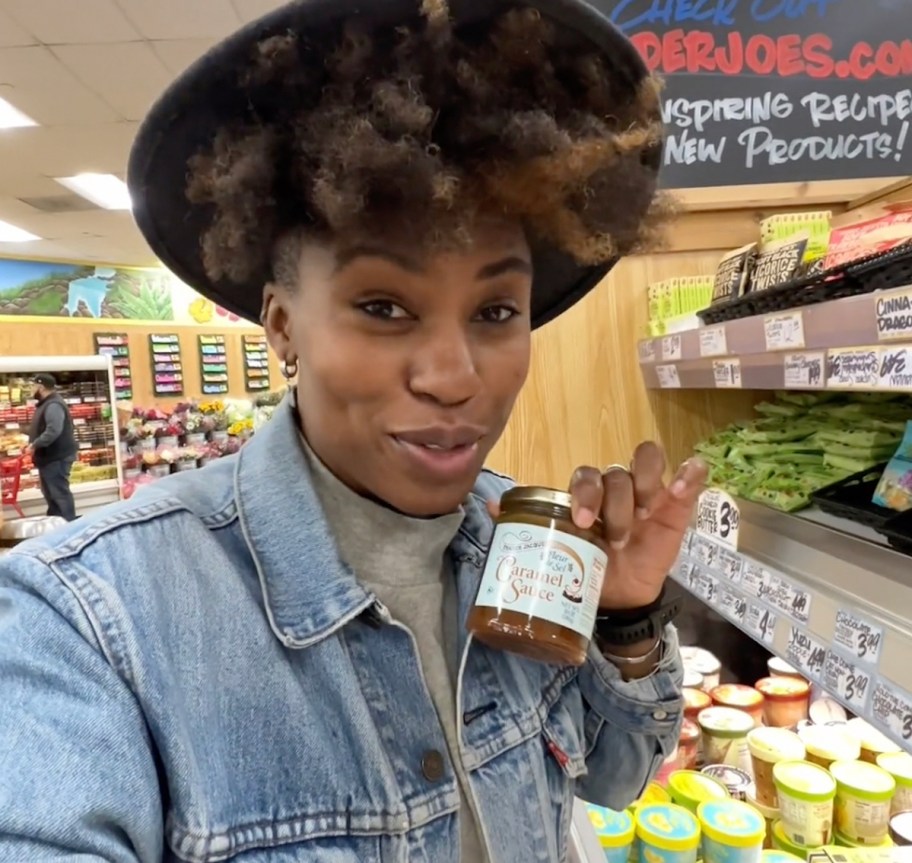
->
xmin=421 ymin=749 xmax=446 ymax=782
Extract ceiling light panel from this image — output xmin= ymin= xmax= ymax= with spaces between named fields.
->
xmin=0 ymin=220 xmax=40 ymax=242
xmin=56 ymin=173 xmax=131 ymax=210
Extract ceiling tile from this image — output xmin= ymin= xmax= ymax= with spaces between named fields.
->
xmin=0 ymin=0 xmax=139 ymax=45
xmin=116 ymin=0 xmax=240 ymax=40
xmin=53 ymin=42 xmax=171 ymax=121
xmin=0 ymin=46 xmax=121 ymax=125
xmin=232 ymin=0 xmax=287 ymax=24
xmin=0 ymin=8 xmax=36 ymax=47
xmin=150 ymin=39 xmax=215 ymax=78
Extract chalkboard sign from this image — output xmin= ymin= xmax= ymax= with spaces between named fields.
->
xmin=599 ymin=0 xmax=912 ymax=186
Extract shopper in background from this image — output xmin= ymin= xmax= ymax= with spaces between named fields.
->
xmin=25 ymin=372 xmax=77 ymax=522
xmin=0 ymin=1 xmax=707 ymax=860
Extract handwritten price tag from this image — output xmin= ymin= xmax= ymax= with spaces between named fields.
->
xmin=676 ymin=560 xmax=695 ymax=584
xmin=765 ymin=312 xmax=806 ymax=351
xmin=682 ymin=529 xmax=695 ymax=554
xmin=656 ymin=365 xmax=681 ymax=389
xmin=696 ymin=489 xmax=741 ymax=549
xmin=713 ymin=359 xmax=742 ymax=389
xmin=694 ymin=571 xmax=718 ymax=605
xmin=741 ymin=562 xmax=771 ymax=600
xmin=718 ymin=588 xmax=747 ymax=625
xmin=638 ymin=341 xmax=656 ymax=363
xmin=784 ymin=352 xmax=825 ymax=389
xmin=661 ymin=335 xmax=683 ymax=362
xmin=716 ymin=547 xmax=743 ymax=582
xmin=746 ymin=603 xmax=777 ymax=644
xmin=699 ymin=326 xmax=728 ymax=358
xmin=692 ymin=536 xmax=719 ymax=568
xmin=824 ymin=652 xmax=871 ymax=713
xmin=878 ymin=345 xmax=912 ymax=391
xmin=827 ymin=347 xmax=881 ymax=389
xmin=767 ymin=575 xmax=812 ymax=624
xmin=871 ymin=681 xmax=912 ymax=745
xmin=833 ymin=610 xmax=884 ymax=665
xmin=786 ymin=626 xmax=827 ymax=681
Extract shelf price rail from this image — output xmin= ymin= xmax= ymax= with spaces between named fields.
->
xmin=676 ymin=493 xmax=912 ymax=753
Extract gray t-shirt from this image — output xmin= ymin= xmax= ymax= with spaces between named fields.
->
xmin=301 ymin=439 xmax=488 ymax=862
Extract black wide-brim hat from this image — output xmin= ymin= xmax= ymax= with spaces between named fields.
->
xmin=128 ymin=0 xmax=660 ymax=329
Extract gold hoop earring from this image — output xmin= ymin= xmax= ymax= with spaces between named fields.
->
xmin=281 ymin=357 xmax=298 ymax=380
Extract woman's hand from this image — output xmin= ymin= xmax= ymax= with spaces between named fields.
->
xmin=568 ymin=444 xmax=707 ymax=611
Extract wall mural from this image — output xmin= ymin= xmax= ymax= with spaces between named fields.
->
xmin=0 ymin=257 xmax=250 ymax=327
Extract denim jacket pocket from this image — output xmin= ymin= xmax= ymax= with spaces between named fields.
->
xmin=541 ymin=698 xmax=587 ymax=780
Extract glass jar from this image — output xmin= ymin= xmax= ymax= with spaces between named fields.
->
xmin=466 ymin=486 xmax=608 ymax=666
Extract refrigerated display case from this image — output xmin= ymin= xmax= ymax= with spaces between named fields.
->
xmin=0 ymin=356 xmax=123 ymax=519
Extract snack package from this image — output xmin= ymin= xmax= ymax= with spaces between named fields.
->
xmin=748 ymin=235 xmax=808 ymax=293
xmin=825 ymin=204 xmax=912 ymax=270
xmin=711 ymin=244 xmax=757 ymax=305
xmin=872 ymin=421 xmax=912 ymax=511
xmin=760 ymin=211 xmax=832 ymax=265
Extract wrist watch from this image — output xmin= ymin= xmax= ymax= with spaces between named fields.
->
xmin=594 ymin=584 xmax=682 ymax=648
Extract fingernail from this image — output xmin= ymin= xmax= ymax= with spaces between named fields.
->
xmin=575 ymin=506 xmax=597 ymax=529
xmin=611 ymin=533 xmax=630 ymax=551
xmin=635 ymin=506 xmax=650 ymax=520
xmin=670 ymin=460 xmax=691 ymax=498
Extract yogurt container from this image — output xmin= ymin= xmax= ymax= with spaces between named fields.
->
xmin=760 ymin=851 xmax=803 ymax=863
xmin=748 ymin=794 xmax=780 ymax=850
xmin=586 ymin=804 xmax=636 ymax=863
xmin=772 ymin=760 xmax=836 ymax=848
xmin=711 ymin=685 xmax=765 ymax=730
xmin=754 ymin=678 xmax=810 ymax=729
xmin=748 ymin=727 xmax=806 ymax=808
xmin=798 ymin=725 xmax=861 ymax=770
xmin=679 ymin=720 xmax=702 ymax=770
xmin=636 ymin=803 xmax=701 ymax=863
xmin=684 ymin=669 xmax=706 ymax=690
xmin=889 ymin=810 xmax=912 ymax=846
xmin=682 ymin=647 xmax=722 ymax=691
xmin=846 ymin=719 xmax=901 ymax=764
xmin=635 ymin=783 xmax=673 ymax=810
xmin=684 ymin=688 xmax=713 ymax=723
xmin=830 ymin=760 xmax=896 ymax=845
xmin=668 ymin=770 xmax=730 ymax=814
xmin=809 ymin=698 xmax=847 ymax=726
xmin=771 ymin=821 xmax=814 ymax=857
xmin=877 ymin=752 xmax=912 ymax=815
xmin=700 ymin=707 xmax=755 ymax=774
xmin=767 ymin=658 xmax=803 ymax=680
xmin=698 ymin=800 xmax=765 ymax=863
xmin=701 ymin=765 xmax=754 ymax=802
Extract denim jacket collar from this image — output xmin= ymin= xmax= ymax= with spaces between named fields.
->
xmin=234 ymin=396 xmax=374 ymax=648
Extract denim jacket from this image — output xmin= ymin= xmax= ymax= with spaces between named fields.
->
xmin=0 ymin=399 xmax=684 ymax=863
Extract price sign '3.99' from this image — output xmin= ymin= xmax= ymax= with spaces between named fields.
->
xmin=696 ymin=489 xmax=741 ymax=550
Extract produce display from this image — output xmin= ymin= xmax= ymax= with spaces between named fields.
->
xmin=694 ymin=392 xmax=912 ymax=512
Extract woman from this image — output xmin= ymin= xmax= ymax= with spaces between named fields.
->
xmin=0 ymin=1 xmax=706 ymax=860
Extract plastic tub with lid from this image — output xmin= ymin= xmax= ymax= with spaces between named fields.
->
xmin=701 ymin=765 xmax=753 ymax=802
xmin=846 ymin=719 xmax=901 ymax=764
xmin=699 ymin=707 xmax=754 ymax=774
xmin=809 ymin=697 xmax=847 ymax=726
xmin=711 ymin=685 xmax=765 ymax=729
xmin=772 ymin=760 xmax=836 ymax=847
xmin=830 ymin=760 xmax=896 ymax=845
xmin=754 ymin=677 xmax=810 ymax=729
xmin=760 ymin=851 xmax=803 ymax=863
xmin=877 ymin=752 xmax=912 ymax=815
xmin=668 ymin=770 xmax=730 ymax=814
xmin=636 ymin=803 xmax=701 ymax=863
xmin=679 ymin=719 xmax=701 ymax=771
xmin=683 ymin=688 xmax=712 ymax=722
xmin=771 ymin=821 xmax=814 ymax=858
xmin=681 ymin=647 xmax=722 ymax=691
xmin=585 ymin=803 xmax=636 ymax=863
xmin=767 ymin=658 xmax=804 ymax=680
xmin=798 ymin=725 xmax=861 ymax=770
xmin=890 ymin=810 xmax=912 ymax=846
xmin=684 ymin=669 xmax=705 ymax=690
xmin=748 ymin=793 xmax=780 ymax=849
xmin=698 ymin=800 xmax=765 ymax=863
xmin=834 ymin=829 xmax=894 ymax=848
xmin=748 ymin=727 xmax=805 ymax=809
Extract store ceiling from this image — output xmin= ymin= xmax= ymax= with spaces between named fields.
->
xmin=0 ymin=0 xmax=284 ymax=268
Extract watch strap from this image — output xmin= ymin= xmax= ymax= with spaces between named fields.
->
xmin=594 ymin=584 xmax=682 ymax=647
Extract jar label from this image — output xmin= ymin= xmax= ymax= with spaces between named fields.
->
xmin=475 ymin=522 xmax=607 ymax=639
